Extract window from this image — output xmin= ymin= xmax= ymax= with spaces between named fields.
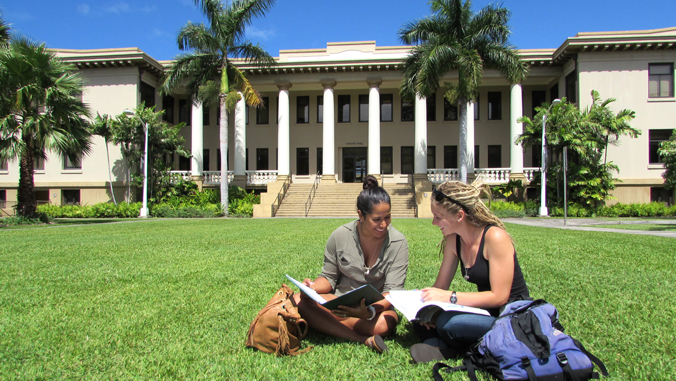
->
xmin=296 ymin=96 xmax=310 ymax=123
xmin=401 ymin=98 xmax=414 ymax=122
xmin=488 ymin=145 xmax=502 ymax=168
xmin=179 ymin=155 xmax=190 ymax=171
xmin=256 ymin=148 xmax=269 ymax=170
xmin=62 ymin=189 xmax=80 ymax=206
xmin=163 ymin=96 xmax=175 ymax=123
xmin=245 ymin=105 xmax=249 ymax=125
xmin=246 ymin=148 xmax=249 ymax=171
xmin=532 ymin=90 xmax=546 ymax=117
xmin=317 ymin=96 xmax=323 ymax=123
xmin=380 ymin=94 xmax=393 ymax=122
xmin=33 ymin=156 xmax=44 ymax=171
xmin=0 ymin=189 xmax=5 ymax=208
xmin=444 ymin=98 xmax=458 ymax=121
xmin=444 ymin=146 xmax=457 ymax=168
xmin=549 ymin=84 xmax=559 ymax=104
xmin=203 ymin=106 xmax=210 ymax=126
xmin=649 ymin=129 xmax=675 ymax=164
xmin=474 ymin=97 xmax=480 ymax=120
xmin=337 ymin=95 xmax=350 ymax=123
xmin=0 ymin=160 xmax=7 ymax=171
xmin=203 ymin=149 xmax=210 ymax=171
xmin=532 ymin=146 xmax=542 ymax=168
xmin=487 ymin=92 xmax=502 ymax=120
xmin=257 ymin=97 xmax=269 ymax=124
xmin=296 ymin=148 xmax=309 ymax=176
xmin=649 ymin=63 xmax=674 ymax=98
xmin=651 ymin=187 xmax=674 ymax=206
xmin=178 ymin=99 xmax=191 ymax=125
xmin=475 ymin=145 xmax=480 ymax=168
xmin=401 ymin=146 xmax=414 ymax=175
xmin=317 ymin=148 xmax=323 ymax=175
xmin=427 ymin=93 xmax=436 ymax=122
xmin=381 ymin=147 xmax=393 ymax=174
xmin=359 ymin=94 xmax=369 ymax=122
xmin=140 ymin=82 xmax=155 ymax=108
xmin=63 ymin=155 xmax=81 ymax=170
xmin=565 ymin=71 xmax=577 ymax=103
xmin=427 ymin=146 xmax=436 ymax=169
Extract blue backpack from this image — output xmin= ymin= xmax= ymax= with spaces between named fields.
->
xmin=433 ymin=300 xmax=608 ymax=381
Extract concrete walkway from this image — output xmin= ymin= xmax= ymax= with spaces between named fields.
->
xmin=502 ymin=218 xmax=676 ymax=238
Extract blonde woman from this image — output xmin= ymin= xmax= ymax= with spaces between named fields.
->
xmin=410 ymin=180 xmax=530 ymax=364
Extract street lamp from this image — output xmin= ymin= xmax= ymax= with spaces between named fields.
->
xmin=124 ymin=109 xmax=149 ymax=218
xmin=539 ymin=99 xmax=561 ymax=217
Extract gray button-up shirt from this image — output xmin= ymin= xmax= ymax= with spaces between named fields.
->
xmin=319 ymin=220 xmax=409 ymax=296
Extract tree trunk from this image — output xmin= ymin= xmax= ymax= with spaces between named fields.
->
xmin=105 ymin=139 xmax=117 ymax=205
xmin=17 ymin=135 xmax=37 ymax=217
xmin=458 ymin=97 xmax=468 ymax=184
xmin=220 ymin=94 xmax=229 ymax=214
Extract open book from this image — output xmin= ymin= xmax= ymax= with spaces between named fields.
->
xmin=285 ymin=275 xmax=384 ymax=310
xmin=385 ymin=290 xmax=490 ymax=324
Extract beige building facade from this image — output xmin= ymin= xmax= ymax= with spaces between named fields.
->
xmin=1 ymin=27 xmax=675 ymax=216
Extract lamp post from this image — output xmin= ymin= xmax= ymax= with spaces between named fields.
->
xmin=124 ymin=109 xmax=149 ymax=218
xmin=539 ymin=99 xmax=560 ymax=217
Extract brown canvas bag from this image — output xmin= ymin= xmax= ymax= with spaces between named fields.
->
xmin=246 ymin=284 xmax=311 ymax=356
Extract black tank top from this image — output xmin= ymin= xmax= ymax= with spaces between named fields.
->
xmin=456 ymin=225 xmax=530 ymax=316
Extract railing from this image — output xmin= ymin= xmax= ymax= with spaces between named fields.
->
xmin=271 ymin=175 xmax=291 ymax=217
xmin=524 ymin=167 xmax=541 ymax=183
xmin=427 ymin=169 xmax=461 ymax=183
xmin=474 ymin=168 xmax=511 ymax=184
xmin=173 ymin=170 xmax=278 ymax=186
xmin=304 ymin=172 xmax=321 ymax=217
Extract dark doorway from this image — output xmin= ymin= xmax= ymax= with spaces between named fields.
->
xmin=343 ymin=147 xmax=367 ymax=183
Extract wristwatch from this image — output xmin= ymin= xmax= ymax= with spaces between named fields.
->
xmin=367 ymin=305 xmax=377 ymax=320
xmin=450 ymin=291 xmax=457 ymax=304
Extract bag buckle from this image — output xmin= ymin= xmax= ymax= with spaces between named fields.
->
xmin=556 ymin=352 xmax=569 ymax=366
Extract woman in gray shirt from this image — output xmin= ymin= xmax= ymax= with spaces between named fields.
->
xmin=292 ymin=176 xmax=409 ymax=354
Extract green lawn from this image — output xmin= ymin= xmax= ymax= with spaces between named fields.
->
xmin=581 ymin=223 xmax=676 ymax=232
xmin=1 ymin=219 xmax=674 ymax=380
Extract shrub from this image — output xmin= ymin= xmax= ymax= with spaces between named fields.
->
xmin=151 ymin=204 xmax=220 ymax=218
xmin=37 ymin=202 xmax=141 ymax=218
xmin=0 ymin=214 xmax=51 ymax=226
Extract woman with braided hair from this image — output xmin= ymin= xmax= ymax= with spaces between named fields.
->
xmin=409 ymin=180 xmax=530 ymax=364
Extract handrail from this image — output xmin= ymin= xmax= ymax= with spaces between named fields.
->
xmin=271 ymin=175 xmax=291 ymax=217
xmin=304 ymin=172 xmax=322 ymax=217
xmin=411 ymin=180 xmax=418 ymax=218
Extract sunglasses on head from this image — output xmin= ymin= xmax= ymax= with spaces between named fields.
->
xmin=432 ymin=189 xmax=468 ymax=213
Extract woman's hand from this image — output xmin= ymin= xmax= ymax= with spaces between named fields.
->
xmin=331 ymin=298 xmax=369 ymax=320
xmin=302 ymin=278 xmax=316 ymax=290
xmin=421 ymin=287 xmax=451 ymax=303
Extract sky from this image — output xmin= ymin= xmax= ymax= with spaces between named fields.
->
xmin=2 ymin=0 xmax=676 ymax=61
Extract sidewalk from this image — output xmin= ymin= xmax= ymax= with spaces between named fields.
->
xmin=502 ymin=218 xmax=676 ymax=239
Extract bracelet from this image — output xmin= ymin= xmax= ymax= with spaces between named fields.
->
xmin=450 ymin=291 xmax=457 ymax=304
xmin=366 ymin=305 xmax=377 ymax=320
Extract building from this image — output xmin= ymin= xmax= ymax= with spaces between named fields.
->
xmin=1 ymin=27 xmax=675 ymax=217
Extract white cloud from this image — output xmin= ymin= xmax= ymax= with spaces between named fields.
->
xmin=105 ymin=2 xmax=131 ymax=14
xmin=77 ymin=4 xmax=90 ymax=15
xmin=247 ymin=26 xmax=275 ymax=41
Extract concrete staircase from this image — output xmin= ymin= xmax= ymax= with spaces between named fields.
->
xmin=274 ymin=182 xmax=417 ymax=218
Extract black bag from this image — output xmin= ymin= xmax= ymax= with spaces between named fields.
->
xmin=433 ymin=299 xmax=608 ymax=381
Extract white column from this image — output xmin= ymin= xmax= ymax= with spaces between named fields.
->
xmin=367 ymin=79 xmax=381 ymax=175
xmin=190 ymin=101 xmax=203 ymax=176
xmin=322 ymin=81 xmax=336 ymax=177
xmin=234 ymin=92 xmax=246 ymax=176
xmin=510 ymin=83 xmax=524 ymax=174
xmin=467 ymin=101 xmax=475 ymax=174
xmin=277 ymin=82 xmax=291 ymax=176
xmin=414 ymin=95 xmax=428 ymax=174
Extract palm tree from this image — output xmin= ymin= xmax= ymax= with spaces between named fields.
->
xmin=399 ymin=0 xmax=528 ymax=183
xmin=0 ymin=12 xmax=10 ymax=48
xmin=0 ymin=37 xmax=92 ymax=217
xmin=91 ymin=113 xmax=117 ymax=205
xmin=161 ymin=0 xmax=275 ymax=214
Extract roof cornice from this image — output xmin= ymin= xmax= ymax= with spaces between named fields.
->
xmin=52 ymin=47 xmax=165 ymax=77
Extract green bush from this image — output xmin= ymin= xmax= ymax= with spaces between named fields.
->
xmin=0 ymin=214 xmax=51 ymax=226
xmin=37 ymin=202 xmax=141 ymax=218
xmin=152 ymin=204 xmax=219 ymax=218
xmin=596 ymin=202 xmax=676 ymax=217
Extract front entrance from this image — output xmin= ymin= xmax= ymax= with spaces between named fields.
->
xmin=342 ymin=147 xmax=367 ymax=183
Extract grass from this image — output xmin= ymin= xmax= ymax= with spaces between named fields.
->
xmin=1 ymin=219 xmax=674 ymax=380
xmin=580 ymin=223 xmax=676 ymax=232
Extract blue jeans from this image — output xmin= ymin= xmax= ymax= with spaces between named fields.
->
xmin=414 ymin=311 xmax=495 ymax=349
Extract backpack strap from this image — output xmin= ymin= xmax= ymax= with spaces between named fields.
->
xmin=520 ymin=357 xmax=538 ymax=381
xmin=573 ymin=338 xmax=610 ymax=377
xmin=432 ymin=359 xmax=479 ymax=381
